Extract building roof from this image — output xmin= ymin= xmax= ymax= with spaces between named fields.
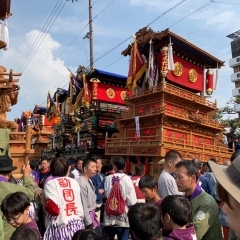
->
xmin=122 ymin=28 xmax=224 ymax=69
xmin=88 ymin=68 xmax=127 ymax=84
xmin=0 ymin=0 xmax=11 ymax=20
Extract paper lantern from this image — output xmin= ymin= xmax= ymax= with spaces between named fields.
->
xmin=206 ymin=69 xmax=214 ymax=95
xmin=159 ymin=46 xmax=169 ymax=77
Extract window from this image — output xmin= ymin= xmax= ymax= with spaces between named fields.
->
xmin=237 ymin=73 xmax=240 ymax=78
xmin=237 ymin=57 xmax=240 ymax=62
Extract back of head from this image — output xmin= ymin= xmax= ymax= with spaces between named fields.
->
xmin=127 ymin=203 xmax=160 ymax=240
xmin=139 ymin=175 xmax=158 ymax=190
xmin=72 ymin=229 xmax=107 ymax=240
xmin=175 ymin=160 xmax=199 ymax=182
xmin=161 ymin=195 xmax=192 ymax=227
xmin=1 ymin=192 xmax=30 ymax=217
xmin=165 ymin=150 xmax=182 ymax=163
xmin=10 ymin=226 xmax=39 ymax=240
xmin=135 ymin=165 xmax=145 ymax=176
xmin=30 ymin=159 xmax=39 ymax=171
xmin=50 ymin=157 xmax=69 ymax=177
xmin=113 ymin=157 xmax=125 ymax=170
xmin=191 ymin=158 xmax=202 ymax=171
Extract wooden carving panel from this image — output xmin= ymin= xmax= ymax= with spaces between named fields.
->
xmin=164 ymin=129 xmax=189 ymax=144
xmin=136 ymin=102 xmax=159 ymax=116
xmin=132 ymin=147 xmax=159 ymax=155
xmin=192 ymin=135 xmax=213 ymax=147
xmin=127 ymin=128 xmax=157 ymax=138
xmin=107 ymin=148 xmax=128 ymax=154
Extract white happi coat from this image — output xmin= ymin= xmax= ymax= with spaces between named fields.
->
xmin=104 ymin=173 xmax=137 ymax=227
xmin=44 ymin=177 xmax=84 ymax=240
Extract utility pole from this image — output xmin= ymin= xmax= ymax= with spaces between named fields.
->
xmin=89 ymin=0 xmax=94 ymax=70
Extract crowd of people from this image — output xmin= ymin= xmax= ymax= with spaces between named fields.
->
xmin=0 ymin=149 xmax=239 ymax=240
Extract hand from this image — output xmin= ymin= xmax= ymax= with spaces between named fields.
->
xmin=98 ymin=189 xmax=104 ymax=194
xmin=22 ymin=161 xmax=31 ymax=177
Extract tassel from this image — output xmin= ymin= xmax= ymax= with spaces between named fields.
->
xmin=3 ymin=18 xmax=9 ymax=51
xmin=214 ymin=64 xmax=219 ymax=90
xmin=168 ymin=36 xmax=175 ymax=71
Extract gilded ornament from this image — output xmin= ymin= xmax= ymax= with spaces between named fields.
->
xmin=188 ymin=69 xmax=198 ymax=83
xmin=173 ymin=62 xmax=183 ymax=77
xmin=106 ymin=88 xmax=115 ymax=99
xmin=120 ymin=91 xmax=126 ymax=101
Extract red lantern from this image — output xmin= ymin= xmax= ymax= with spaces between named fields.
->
xmin=125 ymin=158 xmax=130 ymax=173
xmin=90 ymin=78 xmax=100 ymax=100
xmin=144 ymin=158 xmax=150 ymax=175
xmin=206 ymin=69 xmax=214 ymax=95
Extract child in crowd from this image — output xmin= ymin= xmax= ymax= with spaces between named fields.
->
xmin=1 ymin=192 xmax=41 ymax=239
xmin=10 ymin=226 xmax=40 ymax=240
xmin=127 ymin=203 xmax=161 ymax=240
xmin=72 ymin=229 xmax=107 ymax=240
xmin=139 ymin=175 xmax=162 ymax=208
xmin=160 ymin=195 xmax=197 ymax=240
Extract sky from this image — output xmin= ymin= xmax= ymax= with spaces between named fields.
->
xmin=1 ymin=0 xmax=240 ymax=120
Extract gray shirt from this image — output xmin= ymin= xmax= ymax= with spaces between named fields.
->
xmin=158 ymin=169 xmax=183 ymax=198
xmin=77 ymin=176 xmax=96 ymax=226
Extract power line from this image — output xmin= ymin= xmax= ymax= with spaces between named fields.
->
xmin=16 ymin=0 xmax=57 ymax=72
xmin=169 ymin=1 xmax=213 ymax=28
xmin=19 ymin=0 xmax=116 ymax=104
xmin=146 ymin=0 xmax=187 ymax=27
xmin=100 ymin=1 xmax=214 ymax=71
xmin=212 ymin=0 xmax=240 ymax=5
xmin=86 ymin=0 xmax=188 ymax=66
xmin=103 ymin=56 xmax=124 ymax=70
xmin=19 ymin=0 xmax=67 ymax=74
xmin=17 ymin=0 xmax=64 ymax=72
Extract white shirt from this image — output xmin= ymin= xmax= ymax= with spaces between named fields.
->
xmin=158 ymin=169 xmax=183 ymax=199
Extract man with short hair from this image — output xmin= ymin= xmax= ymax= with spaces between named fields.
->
xmin=158 ymin=150 xmax=183 ymax=198
xmin=104 ymin=157 xmax=137 ymax=240
xmin=175 ymin=160 xmax=223 ymax=240
xmin=91 ymin=157 xmax=104 ymax=223
xmin=192 ymin=158 xmax=213 ymax=196
xmin=72 ymin=157 xmax=83 ymax=180
xmin=78 ymin=158 xmax=101 ymax=235
xmin=202 ymin=161 xmax=217 ymax=200
xmin=0 ymin=156 xmax=34 ymax=240
xmin=128 ymin=203 xmax=160 ymax=240
xmin=38 ymin=158 xmax=51 ymax=188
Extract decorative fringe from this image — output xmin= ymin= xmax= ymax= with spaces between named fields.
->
xmin=214 ymin=68 xmax=220 ymax=90
xmin=3 ymin=19 xmax=9 ymax=51
xmin=168 ymin=37 xmax=175 ymax=71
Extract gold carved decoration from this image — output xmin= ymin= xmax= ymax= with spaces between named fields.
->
xmin=173 ymin=62 xmax=183 ymax=77
xmin=106 ymin=88 xmax=115 ymax=99
xmin=188 ymin=69 xmax=198 ymax=83
xmin=120 ymin=91 xmax=126 ymax=101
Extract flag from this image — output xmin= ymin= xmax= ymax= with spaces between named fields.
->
xmin=66 ymin=72 xmax=83 ymax=110
xmin=148 ymin=39 xmax=159 ymax=88
xmin=127 ymin=40 xmax=147 ymax=93
xmin=31 ymin=113 xmax=39 ymax=130
xmin=46 ymin=91 xmax=56 ymax=121
xmin=168 ymin=37 xmax=175 ymax=71
xmin=18 ymin=112 xmax=26 ymax=132
xmin=82 ymin=74 xmax=91 ymax=109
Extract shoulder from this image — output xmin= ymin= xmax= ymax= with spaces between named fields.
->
xmin=192 ymin=191 xmax=217 ymax=208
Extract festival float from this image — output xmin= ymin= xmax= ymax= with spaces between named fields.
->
xmin=104 ymin=28 xmax=231 ymax=177
xmin=41 ymin=66 xmax=127 ymax=161
xmin=0 ymin=0 xmax=34 ymax=176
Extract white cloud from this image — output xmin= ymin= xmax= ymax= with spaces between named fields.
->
xmin=1 ymin=29 xmax=74 ymax=120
